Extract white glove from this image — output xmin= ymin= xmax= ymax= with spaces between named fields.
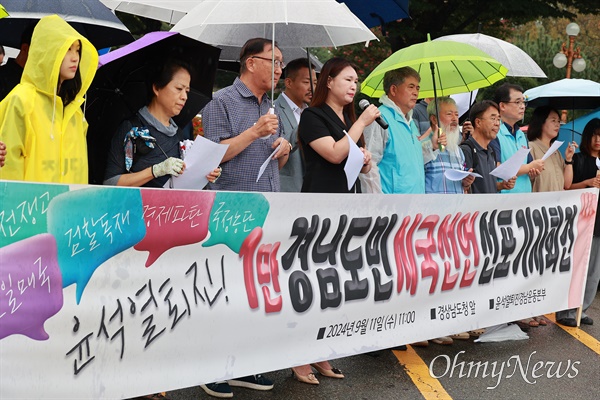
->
xmin=152 ymin=157 xmax=184 ymax=178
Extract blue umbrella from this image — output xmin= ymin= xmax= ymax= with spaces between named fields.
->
xmin=524 ymin=78 xmax=600 ymax=110
xmin=557 ymin=108 xmax=600 ymax=155
xmin=338 ymin=0 xmax=410 ymax=28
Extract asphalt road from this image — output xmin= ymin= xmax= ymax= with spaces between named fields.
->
xmin=163 ymin=291 xmax=600 ymax=400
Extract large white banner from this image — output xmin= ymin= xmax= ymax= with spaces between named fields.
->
xmin=0 ymin=181 xmax=597 ymax=399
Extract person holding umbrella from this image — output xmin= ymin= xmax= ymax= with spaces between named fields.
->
xmin=103 ymin=58 xmax=221 ymax=188
xmin=200 ymin=37 xmax=289 ymax=398
xmin=0 ymin=14 xmax=98 ymax=183
xmin=202 ymin=37 xmax=291 ymax=193
xmin=558 ymin=118 xmax=600 ymax=327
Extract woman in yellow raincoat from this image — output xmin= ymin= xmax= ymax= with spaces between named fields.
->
xmin=0 ymin=14 xmax=98 ymax=183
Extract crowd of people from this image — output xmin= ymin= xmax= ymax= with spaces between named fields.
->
xmin=1 ymin=15 xmax=599 ymax=400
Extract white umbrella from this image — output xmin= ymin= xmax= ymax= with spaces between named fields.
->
xmin=171 ymin=0 xmax=376 ymax=48
xmin=100 ymin=0 xmax=193 ymax=24
xmin=434 ymin=33 xmax=547 ymax=78
xmin=170 ymin=0 xmax=376 ymax=104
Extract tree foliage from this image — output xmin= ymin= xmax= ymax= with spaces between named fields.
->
xmin=384 ymin=0 xmax=600 ymax=50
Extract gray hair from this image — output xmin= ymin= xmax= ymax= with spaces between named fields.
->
xmin=383 ymin=66 xmax=420 ymax=95
xmin=426 ymin=96 xmax=457 ymax=117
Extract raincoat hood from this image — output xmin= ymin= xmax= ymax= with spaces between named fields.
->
xmin=0 ymin=15 xmax=99 ymax=184
xmin=23 ymin=14 xmax=98 ymax=108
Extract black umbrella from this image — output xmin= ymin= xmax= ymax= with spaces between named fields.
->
xmin=0 ymin=0 xmax=133 ymax=49
xmin=85 ymin=31 xmax=221 ymax=184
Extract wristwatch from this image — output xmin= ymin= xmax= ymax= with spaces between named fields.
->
xmin=565 ymin=160 xmax=573 ymax=165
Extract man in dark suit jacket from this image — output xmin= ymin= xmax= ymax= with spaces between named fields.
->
xmin=274 ymin=58 xmax=317 ymax=192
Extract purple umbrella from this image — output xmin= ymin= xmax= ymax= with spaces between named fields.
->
xmin=85 ymin=31 xmax=221 ymax=184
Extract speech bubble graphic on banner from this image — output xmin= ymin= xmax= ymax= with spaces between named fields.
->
xmin=134 ymin=189 xmax=217 ymax=267
xmin=47 ymin=187 xmax=146 ymax=303
xmin=0 ymin=234 xmax=63 ymax=341
xmin=0 ymin=181 xmax=69 ymax=248
xmin=203 ymin=192 xmax=270 ymax=253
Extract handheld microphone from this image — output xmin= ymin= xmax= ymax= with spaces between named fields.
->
xmin=359 ymin=99 xmax=388 ymax=129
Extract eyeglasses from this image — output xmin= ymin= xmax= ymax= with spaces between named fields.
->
xmin=479 ymin=116 xmax=501 ymax=124
xmin=250 ymin=56 xmax=285 ymax=69
xmin=503 ymin=99 xmax=526 ymax=107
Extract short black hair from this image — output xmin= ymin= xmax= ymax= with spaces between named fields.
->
xmin=494 ymin=82 xmax=524 ymax=104
xmin=579 ymin=118 xmax=600 ymax=156
xmin=148 ymin=58 xmax=193 ymax=104
xmin=284 ymin=58 xmax=313 ymax=79
xmin=0 ymin=45 xmax=4 ymax=55
xmin=470 ymin=100 xmax=499 ymax=129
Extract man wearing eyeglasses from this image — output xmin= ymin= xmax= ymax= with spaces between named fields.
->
xmin=202 ymin=37 xmax=291 ymax=193
xmin=489 ymin=83 xmax=544 ymax=193
xmin=200 ymin=37 xmax=291 ymax=398
xmin=460 ymin=100 xmax=516 ymax=194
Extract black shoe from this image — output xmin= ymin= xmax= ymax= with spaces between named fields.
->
xmin=200 ymin=382 xmax=233 ymax=398
xmin=580 ymin=316 xmax=594 ymax=325
xmin=556 ymin=318 xmax=577 ymax=327
xmin=228 ymin=374 xmax=273 ymax=391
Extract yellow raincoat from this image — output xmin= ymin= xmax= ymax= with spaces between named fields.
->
xmin=0 ymin=15 xmax=98 ymax=183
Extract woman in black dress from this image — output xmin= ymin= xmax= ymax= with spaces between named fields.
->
xmin=298 ymin=57 xmax=380 ymax=193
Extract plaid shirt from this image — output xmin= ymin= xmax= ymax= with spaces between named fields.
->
xmin=203 ymin=77 xmax=281 ymax=192
xmin=424 ymin=147 xmax=465 ymax=194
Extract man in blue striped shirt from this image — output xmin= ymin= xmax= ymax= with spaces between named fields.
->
xmin=424 ymin=97 xmax=473 ymax=194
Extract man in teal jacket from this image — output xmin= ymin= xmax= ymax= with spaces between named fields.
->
xmin=363 ymin=67 xmax=424 ymax=194
xmin=489 ymin=83 xmax=544 ymax=193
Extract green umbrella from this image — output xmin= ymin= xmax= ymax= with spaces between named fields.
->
xmin=361 ymin=34 xmax=507 ymax=151
xmin=0 ymin=4 xmax=9 ymax=18
xmin=361 ymin=34 xmax=507 ymax=99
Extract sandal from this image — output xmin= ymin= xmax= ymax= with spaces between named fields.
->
xmin=291 ymin=366 xmax=319 ymax=385
xmin=467 ymin=329 xmax=486 ymax=338
xmin=519 ymin=318 xmax=539 ymax=327
xmin=449 ymin=332 xmax=470 ymax=340
xmin=311 ymin=362 xmax=344 ymax=379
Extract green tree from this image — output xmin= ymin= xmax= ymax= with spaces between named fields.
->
xmin=383 ymin=0 xmax=600 ymax=50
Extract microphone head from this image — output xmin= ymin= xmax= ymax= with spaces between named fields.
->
xmin=358 ymin=99 xmax=370 ymax=110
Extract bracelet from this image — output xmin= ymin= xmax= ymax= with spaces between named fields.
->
xmin=565 ymin=160 xmax=573 ymax=165
xmin=288 ymin=142 xmax=293 ymax=152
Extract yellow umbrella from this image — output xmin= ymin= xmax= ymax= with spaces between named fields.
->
xmin=362 ymin=34 xmax=508 ymax=151
xmin=362 ymin=34 xmax=507 ymax=99
xmin=0 ymin=4 xmax=9 ymax=18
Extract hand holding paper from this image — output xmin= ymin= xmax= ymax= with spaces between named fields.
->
xmin=541 ymin=140 xmax=563 ymax=161
xmin=172 ymin=135 xmax=229 ymax=190
xmin=490 ymin=147 xmax=530 ymax=181
xmin=444 ymin=169 xmax=482 ymax=181
xmin=343 ymin=131 xmax=365 ymax=190
xmin=256 ymin=144 xmax=281 ymax=182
